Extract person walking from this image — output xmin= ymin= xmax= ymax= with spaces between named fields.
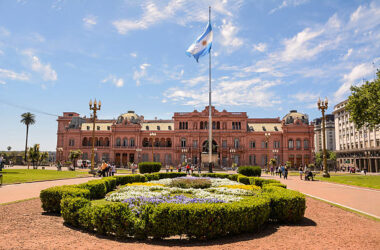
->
xmin=284 ymin=166 xmax=288 ymax=179
xmin=186 ymin=164 xmax=190 ymax=175
xmin=364 ymin=166 xmax=367 ymax=175
xmin=190 ymin=164 xmax=194 ymax=175
xmin=299 ymin=166 xmax=303 ymax=180
xmin=111 ymin=163 xmax=116 ymax=176
xmin=278 ymin=166 xmax=282 ymax=178
xmin=166 ymin=165 xmax=169 ymax=173
xmin=101 ymin=160 xmax=107 ymax=177
xmin=198 ymin=164 xmax=201 ymax=174
xmin=270 ymin=166 xmax=274 ymax=176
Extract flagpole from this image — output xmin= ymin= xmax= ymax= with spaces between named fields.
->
xmin=208 ymin=6 xmax=212 ymax=171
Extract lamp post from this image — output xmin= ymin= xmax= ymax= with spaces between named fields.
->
xmin=229 ymin=148 xmax=235 ymax=169
xmin=272 ymin=149 xmax=279 ymax=167
xmin=318 ymin=97 xmax=330 ymax=178
xmin=56 ymin=147 xmax=63 ymax=164
xmin=265 ymin=132 xmax=271 ymax=170
xmin=136 ymin=148 xmax=142 ymax=164
xmin=150 ymin=132 xmax=156 ymax=162
xmin=181 ymin=148 xmax=188 ymax=164
xmin=89 ymin=99 xmax=101 ymax=172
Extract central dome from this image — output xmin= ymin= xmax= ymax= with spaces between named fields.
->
xmin=116 ymin=111 xmax=141 ymax=124
xmin=282 ymin=110 xmax=309 ymax=124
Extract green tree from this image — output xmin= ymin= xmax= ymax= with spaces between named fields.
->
xmin=269 ymin=158 xmax=277 ymax=167
xmin=20 ymin=112 xmax=36 ymax=165
xmin=69 ymin=150 xmax=82 ymax=171
xmin=28 ymin=144 xmax=41 ymax=169
xmin=346 ymin=70 xmax=380 ymax=129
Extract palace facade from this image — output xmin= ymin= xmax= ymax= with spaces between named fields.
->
xmin=57 ymin=107 xmax=314 ymax=168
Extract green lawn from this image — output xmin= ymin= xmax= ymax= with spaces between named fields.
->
xmin=315 ymin=174 xmax=380 ymax=189
xmin=0 ymin=169 xmax=90 ymax=184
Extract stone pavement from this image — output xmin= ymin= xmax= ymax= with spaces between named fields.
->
xmin=260 ymin=173 xmax=380 ymax=218
xmin=0 ymin=177 xmax=98 ymax=204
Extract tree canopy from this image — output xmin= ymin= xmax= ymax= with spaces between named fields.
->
xmin=346 ymin=70 xmax=380 ymax=129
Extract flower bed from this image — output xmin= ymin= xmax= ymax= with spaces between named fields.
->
xmin=41 ymin=173 xmax=306 ymax=240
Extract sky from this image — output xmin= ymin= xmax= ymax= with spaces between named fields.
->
xmin=0 ymin=0 xmax=379 ymax=151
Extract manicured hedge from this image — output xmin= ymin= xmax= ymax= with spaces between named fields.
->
xmin=138 ymin=162 xmax=161 ymax=174
xmin=237 ymin=175 xmax=250 ymax=185
xmin=61 ymin=196 xmax=90 ymax=227
xmin=237 ymin=166 xmax=262 ymax=177
xmin=76 ymin=180 xmax=107 ymax=199
xmin=248 ymin=177 xmax=280 ymax=187
xmin=262 ymin=186 xmax=306 ymax=223
xmin=40 ymin=186 xmax=90 ymax=213
xmin=145 ymin=172 xmax=187 ymax=181
xmin=114 ymin=174 xmax=147 ymax=185
xmin=228 ymin=174 xmax=239 ymax=181
xmin=198 ymin=173 xmax=230 ymax=179
xmin=61 ymin=196 xmax=271 ymax=239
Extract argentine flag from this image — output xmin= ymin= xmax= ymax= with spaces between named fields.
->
xmin=186 ymin=22 xmax=213 ymax=62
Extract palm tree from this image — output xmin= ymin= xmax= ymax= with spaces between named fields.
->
xmin=69 ymin=150 xmax=82 ymax=171
xmin=20 ymin=112 xmax=36 ymax=165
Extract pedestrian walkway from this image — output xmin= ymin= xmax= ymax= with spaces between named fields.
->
xmin=0 ymin=177 xmax=98 ymax=204
xmin=261 ymin=173 xmax=380 ymax=218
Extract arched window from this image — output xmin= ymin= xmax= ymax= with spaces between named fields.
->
xmin=217 ymin=121 xmax=220 ymax=129
xmin=105 ymin=137 xmax=110 ymax=147
xmin=288 ymin=139 xmax=294 ymax=149
xmin=200 ymin=121 xmax=203 ymax=129
xmin=234 ymin=138 xmax=239 ymax=148
xmin=166 ymin=138 xmax=172 ymax=147
xmin=82 ymin=137 xmax=88 ymax=146
xmin=179 ymin=122 xmax=182 ymax=130
xmin=116 ymin=137 xmax=121 ymax=147
xmin=123 ymin=138 xmax=128 ymax=147
xmin=142 ymin=138 xmax=149 ymax=147
xmin=181 ymin=138 xmax=186 ymax=147
xmin=296 ymin=139 xmax=301 ymax=150
xmin=130 ymin=138 xmax=135 ymax=147
xmin=212 ymin=121 xmax=216 ymax=129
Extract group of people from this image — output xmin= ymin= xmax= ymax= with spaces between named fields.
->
xmin=97 ymin=161 xmax=116 ymax=177
xmin=299 ymin=166 xmax=314 ymax=181
xmin=0 ymin=155 xmax=4 ymax=171
xmin=172 ymin=164 xmax=202 ymax=175
xmin=270 ymin=165 xmax=289 ymax=179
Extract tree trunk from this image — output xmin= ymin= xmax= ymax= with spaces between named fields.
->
xmin=25 ymin=124 xmax=29 ymax=169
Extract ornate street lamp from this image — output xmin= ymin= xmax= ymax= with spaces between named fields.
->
xmin=136 ymin=148 xmax=142 ymax=164
xmin=229 ymin=148 xmax=235 ymax=169
xmin=265 ymin=132 xmax=271 ymax=169
xmin=89 ymin=99 xmax=101 ymax=172
xmin=272 ymin=149 xmax=279 ymax=167
xmin=150 ymin=132 xmax=156 ymax=162
xmin=318 ymin=97 xmax=330 ymax=178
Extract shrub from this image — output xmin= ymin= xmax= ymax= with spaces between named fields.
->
xmin=144 ymin=173 xmax=160 ymax=181
xmin=102 ymin=177 xmax=117 ymax=192
xmin=114 ymin=174 xmax=147 ymax=185
xmin=263 ymin=183 xmax=287 ymax=189
xmin=248 ymin=177 xmax=280 ymax=187
xmin=145 ymin=196 xmax=270 ymax=239
xmin=138 ymin=162 xmax=161 ymax=174
xmin=77 ymin=201 xmax=137 ymax=237
xmin=157 ymin=172 xmax=187 ymax=179
xmin=61 ymin=196 xmax=90 ymax=226
xmin=76 ymin=180 xmax=107 ymax=199
xmin=237 ymin=175 xmax=250 ymax=185
xmin=237 ymin=166 xmax=262 ymax=177
xmin=228 ymin=174 xmax=239 ymax=181
xmin=40 ymin=185 xmax=90 ymax=213
xmin=169 ymin=178 xmax=212 ymax=189
xmin=262 ymin=186 xmax=306 ymax=223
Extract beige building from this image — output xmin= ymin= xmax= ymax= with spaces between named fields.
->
xmin=313 ymin=114 xmax=335 ymax=153
xmin=333 ymin=100 xmax=380 ymax=172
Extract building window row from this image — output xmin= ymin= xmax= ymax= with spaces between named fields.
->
xmin=82 ymin=137 xmax=110 ymax=147
xmin=288 ymin=139 xmax=309 ymax=150
xmin=142 ymin=137 xmax=172 ymax=148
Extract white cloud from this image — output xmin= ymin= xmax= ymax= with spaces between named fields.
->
xmin=219 ymin=19 xmax=243 ymax=50
xmin=343 ymin=48 xmax=353 ymax=60
xmin=0 ymin=68 xmax=29 ymax=82
xmin=23 ymin=51 xmax=57 ymax=81
xmin=133 ymin=63 xmax=150 ymax=86
xmin=113 ymin=0 xmax=243 ymax=34
xmin=0 ymin=26 xmax=10 ymax=37
xmin=0 ymin=80 xmax=6 ymax=84
xmin=253 ymin=43 xmax=267 ymax=52
xmin=181 ymin=75 xmax=207 ymax=86
xmin=164 ymin=77 xmax=281 ymax=107
xmin=130 ymin=52 xmax=137 ymax=58
xmin=334 ymin=62 xmax=374 ymax=101
xmin=291 ymin=92 xmax=320 ymax=102
xmin=269 ymin=0 xmax=309 ymax=14
xmin=83 ymin=15 xmax=97 ymax=29
xmin=101 ymin=75 xmax=124 ymax=88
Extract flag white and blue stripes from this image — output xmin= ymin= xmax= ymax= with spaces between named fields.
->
xmin=186 ymin=22 xmax=213 ymax=62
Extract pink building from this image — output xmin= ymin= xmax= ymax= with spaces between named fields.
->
xmin=57 ymin=107 xmax=314 ymax=168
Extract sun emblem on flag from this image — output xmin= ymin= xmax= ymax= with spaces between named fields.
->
xmin=202 ymin=40 xmax=207 ymax=46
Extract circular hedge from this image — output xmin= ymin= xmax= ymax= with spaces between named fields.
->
xmin=40 ymin=173 xmax=306 ymax=240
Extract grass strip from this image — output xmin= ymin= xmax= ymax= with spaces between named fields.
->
xmin=0 ymin=197 xmax=39 ymax=206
